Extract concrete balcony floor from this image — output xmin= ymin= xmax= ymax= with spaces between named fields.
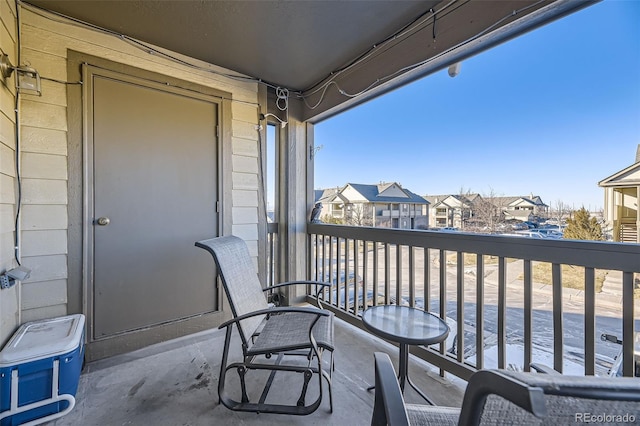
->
xmin=50 ymin=317 xmax=465 ymax=426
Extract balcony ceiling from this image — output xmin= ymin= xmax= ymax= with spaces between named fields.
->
xmin=25 ymin=0 xmax=596 ymax=121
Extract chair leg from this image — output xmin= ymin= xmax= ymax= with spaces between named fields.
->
xmin=297 ymin=369 xmax=313 ymax=407
xmin=218 ymin=326 xmax=233 ymax=405
xmin=326 ymin=351 xmax=334 ymax=412
xmin=237 ymin=366 xmax=249 ymax=403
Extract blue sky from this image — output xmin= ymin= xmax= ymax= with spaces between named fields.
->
xmin=313 ymin=0 xmax=640 ymax=210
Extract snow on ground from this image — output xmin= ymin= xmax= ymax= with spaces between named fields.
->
xmin=466 ymin=343 xmax=587 ymax=375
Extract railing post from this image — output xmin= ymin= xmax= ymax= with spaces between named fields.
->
xmin=475 ymin=254 xmax=484 ymax=370
xmin=439 ymin=249 xmax=447 ymax=377
xmin=498 ymin=257 xmax=506 ymax=370
xmin=456 ymin=252 xmax=464 ymax=362
xmin=552 ymin=263 xmax=563 ymax=374
xmin=396 ymin=244 xmax=402 ymax=306
xmin=584 ymin=267 xmax=595 ymax=376
xmin=622 ymin=271 xmax=636 ymax=377
xmin=384 ymin=243 xmax=390 ymax=305
xmin=373 ymin=241 xmax=379 ymax=306
xmin=408 ymin=246 xmax=415 ymax=308
xmin=523 ymin=259 xmax=532 ymax=372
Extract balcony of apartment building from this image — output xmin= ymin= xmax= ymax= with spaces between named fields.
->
xmin=41 ymin=219 xmax=640 ymax=425
xmin=2 ymin=1 xmax=638 ymax=425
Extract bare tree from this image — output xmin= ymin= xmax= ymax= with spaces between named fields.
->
xmin=473 ymin=187 xmax=505 ymax=232
xmin=345 ymin=203 xmax=373 ymax=227
xmin=455 ymin=187 xmax=475 ymax=230
xmin=549 ymin=200 xmax=571 ymax=224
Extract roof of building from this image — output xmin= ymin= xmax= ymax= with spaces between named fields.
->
xmin=424 ymin=193 xmax=547 ymax=208
xmin=424 ymin=193 xmax=481 ymax=207
xmin=316 ymin=182 xmax=429 ymax=205
xmin=491 ymin=195 xmax=548 ymax=208
xmin=315 ymin=188 xmax=349 ymax=204
xmin=599 ymin=144 xmax=640 ymax=187
xmin=346 ymin=182 xmax=429 ymax=204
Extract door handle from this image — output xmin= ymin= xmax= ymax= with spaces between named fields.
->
xmin=96 ymin=217 xmax=110 ymax=226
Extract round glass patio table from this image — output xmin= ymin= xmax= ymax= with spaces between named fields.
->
xmin=362 ymin=305 xmax=450 ymax=404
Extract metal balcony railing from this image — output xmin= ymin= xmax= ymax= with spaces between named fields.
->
xmin=305 ymin=223 xmax=640 ymax=380
xmin=267 ymin=222 xmax=278 ymax=288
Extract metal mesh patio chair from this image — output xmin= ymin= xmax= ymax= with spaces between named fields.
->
xmin=371 ymin=352 xmax=640 ymax=425
xmin=195 ymin=236 xmax=334 ymax=415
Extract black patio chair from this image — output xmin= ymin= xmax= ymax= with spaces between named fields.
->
xmin=195 ymin=236 xmax=334 ymax=415
xmin=371 ymin=352 xmax=640 ymax=425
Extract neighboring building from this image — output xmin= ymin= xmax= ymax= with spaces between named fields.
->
xmin=599 ymin=145 xmax=640 ymax=243
xmin=424 ymin=193 xmax=549 ymax=229
xmin=315 ymin=182 xmax=429 ymax=229
xmin=424 ymin=193 xmax=481 ymax=229
xmin=493 ymin=194 xmax=549 ymax=220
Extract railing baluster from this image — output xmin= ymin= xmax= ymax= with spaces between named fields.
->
xmin=306 ymin=233 xmax=312 ymax=296
xmin=622 ymin=271 xmax=635 ymax=377
xmin=336 ymin=238 xmax=342 ymax=309
xmin=396 ymin=244 xmax=402 ymax=306
xmin=409 ymin=246 xmax=415 ymax=308
xmin=498 ymin=257 xmax=506 ymax=370
xmin=384 ymin=243 xmax=390 ymax=305
xmin=475 ymin=254 xmax=484 ymax=370
xmin=353 ymin=239 xmax=359 ymax=315
xmin=552 ymin=263 xmax=563 ymax=374
xmin=328 ymin=237 xmax=334 ymax=305
xmin=424 ymin=248 xmax=430 ymax=312
xmin=457 ymin=252 xmax=464 ymax=363
xmin=362 ymin=240 xmax=368 ymax=310
xmin=315 ymin=235 xmax=320 ymax=282
xmin=523 ymin=259 xmax=532 ymax=372
xmin=439 ymin=249 xmax=447 ymax=377
xmin=584 ymin=267 xmax=595 ymax=375
xmin=321 ymin=234 xmax=328 ymax=301
xmin=344 ymin=238 xmax=350 ymax=312
xmin=373 ymin=241 xmax=379 ymax=307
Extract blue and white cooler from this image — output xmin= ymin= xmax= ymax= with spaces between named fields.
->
xmin=0 ymin=314 xmax=85 ymax=426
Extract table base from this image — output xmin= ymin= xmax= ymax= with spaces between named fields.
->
xmin=368 ymin=343 xmax=435 ymax=405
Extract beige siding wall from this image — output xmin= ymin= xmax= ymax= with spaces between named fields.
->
xmin=8 ymin=5 xmax=260 ymax=325
xmin=231 ymin=102 xmax=261 ymax=263
xmin=0 ymin=0 xmax=19 ymax=345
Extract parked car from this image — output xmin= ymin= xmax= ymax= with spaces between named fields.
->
xmin=602 ymin=332 xmax=640 ymax=377
xmin=514 ymin=229 xmax=563 ymax=239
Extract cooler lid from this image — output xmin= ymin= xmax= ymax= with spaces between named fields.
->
xmin=0 ymin=314 xmax=85 ymax=366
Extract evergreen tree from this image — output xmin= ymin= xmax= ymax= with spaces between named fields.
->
xmin=564 ymin=207 xmax=603 ymax=241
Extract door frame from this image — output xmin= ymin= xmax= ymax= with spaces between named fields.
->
xmin=67 ymin=52 xmax=233 ymax=360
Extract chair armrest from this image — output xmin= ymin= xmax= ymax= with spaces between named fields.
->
xmin=218 ymin=306 xmax=329 ymax=330
xmin=263 ymin=281 xmax=331 ymax=308
xmin=263 ymin=280 xmax=331 ymax=292
xmin=530 ymin=363 xmax=561 ymax=375
xmin=372 ymin=352 xmax=410 ymax=426
xmin=458 ymin=370 xmax=547 ymax=426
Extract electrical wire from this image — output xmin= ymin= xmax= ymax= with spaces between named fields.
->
xmin=275 ymin=87 xmax=289 ymax=111
xmin=40 ymin=76 xmax=82 ymax=85
xmin=19 ymin=0 xmax=546 ymax=119
xmin=13 ymin=0 xmax=22 ymax=265
xmin=298 ymin=0 xmax=462 ymax=102
xmin=298 ymin=0 xmax=546 ymax=109
xmin=19 ymin=1 xmax=278 ymax=89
